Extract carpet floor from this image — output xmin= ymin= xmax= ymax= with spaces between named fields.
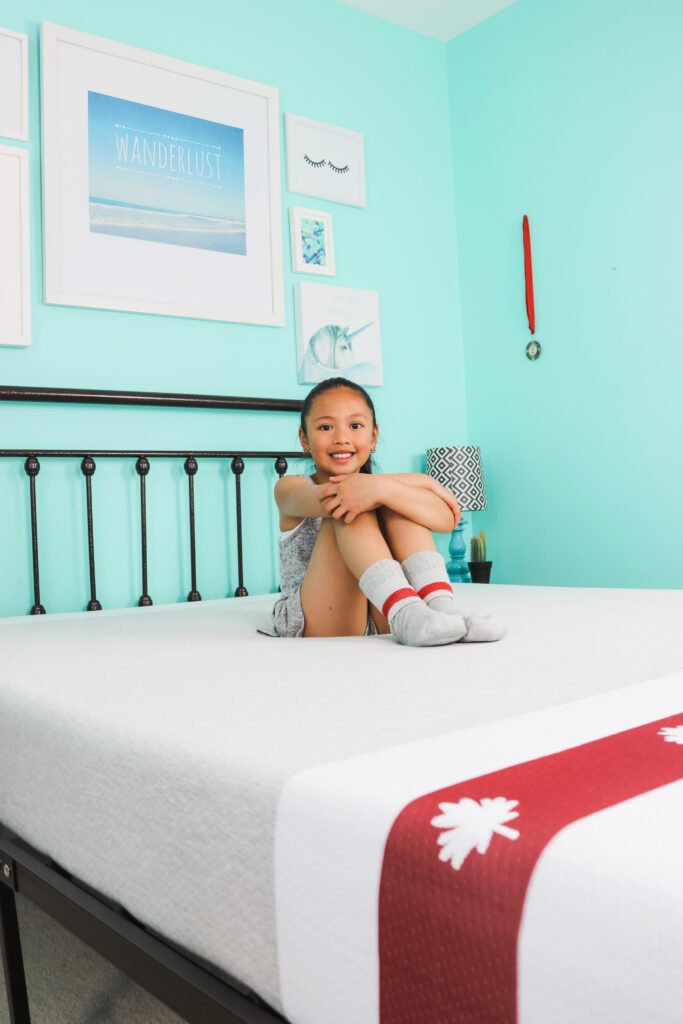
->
xmin=0 ymin=893 xmax=186 ymax=1023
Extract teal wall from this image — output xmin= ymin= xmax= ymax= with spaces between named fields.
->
xmin=447 ymin=0 xmax=683 ymax=588
xmin=6 ymin=0 xmax=677 ymax=616
xmin=0 ymin=0 xmax=467 ymax=616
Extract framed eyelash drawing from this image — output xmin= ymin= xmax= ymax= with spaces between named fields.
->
xmin=290 ymin=207 xmax=335 ymax=276
xmin=285 ymin=114 xmax=366 ymax=208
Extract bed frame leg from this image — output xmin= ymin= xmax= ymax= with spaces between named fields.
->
xmin=0 ymin=881 xmax=32 ymax=1024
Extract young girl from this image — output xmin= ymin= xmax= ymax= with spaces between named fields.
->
xmin=272 ymin=378 xmax=505 ymax=646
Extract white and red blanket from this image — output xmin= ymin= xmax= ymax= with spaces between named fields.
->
xmin=275 ymin=673 xmax=683 ymax=1024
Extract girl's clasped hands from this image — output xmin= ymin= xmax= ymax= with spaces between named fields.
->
xmin=321 ymin=474 xmax=461 ymax=526
xmin=320 ymin=474 xmax=383 ymax=522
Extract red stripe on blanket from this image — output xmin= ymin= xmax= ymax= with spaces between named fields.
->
xmin=378 ymin=713 xmax=683 ymax=1024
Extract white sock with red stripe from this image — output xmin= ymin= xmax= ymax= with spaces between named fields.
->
xmin=402 ymin=550 xmax=507 ymax=643
xmin=359 ymin=559 xmax=464 ymax=647
xmin=401 ymin=551 xmax=461 ymax=615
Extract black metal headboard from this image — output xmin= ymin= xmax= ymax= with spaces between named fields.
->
xmin=0 ymin=385 xmax=306 ymax=616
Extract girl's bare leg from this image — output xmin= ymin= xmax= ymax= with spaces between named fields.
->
xmin=377 ymin=507 xmax=437 ymax=562
xmin=300 ymin=512 xmax=391 ymax=637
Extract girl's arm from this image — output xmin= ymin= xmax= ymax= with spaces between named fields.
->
xmin=320 ymin=474 xmax=457 ymax=533
xmin=274 ymin=474 xmax=332 ymax=527
xmin=380 ymin=473 xmax=461 ymax=528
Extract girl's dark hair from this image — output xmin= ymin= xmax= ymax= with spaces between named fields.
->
xmin=300 ymin=377 xmax=377 ymax=474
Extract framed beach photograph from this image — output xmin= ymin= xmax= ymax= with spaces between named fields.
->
xmin=289 ymin=207 xmax=335 ymax=276
xmin=0 ymin=28 xmax=28 ymax=141
xmin=285 ymin=114 xmax=365 ymax=208
xmin=41 ymin=22 xmax=284 ymax=325
xmin=294 ymin=282 xmax=382 ymax=386
xmin=0 ymin=145 xmax=31 ymax=346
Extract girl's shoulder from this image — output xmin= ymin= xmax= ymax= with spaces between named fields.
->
xmin=274 ymin=474 xmax=317 ymax=532
xmin=274 ymin=473 xmax=316 ymax=497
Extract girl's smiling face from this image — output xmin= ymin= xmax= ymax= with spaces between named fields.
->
xmin=300 ymin=386 xmax=378 ymax=480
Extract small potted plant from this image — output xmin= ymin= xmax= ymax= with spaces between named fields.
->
xmin=468 ymin=530 xmax=492 ymax=584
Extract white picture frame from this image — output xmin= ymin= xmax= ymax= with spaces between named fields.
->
xmin=289 ymin=206 xmax=335 ymax=277
xmin=0 ymin=29 xmax=28 ymax=141
xmin=294 ymin=282 xmax=382 ymax=386
xmin=41 ymin=22 xmax=284 ymax=326
xmin=285 ymin=114 xmax=365 ymax=208
xmin=0 ymin=145 xmax=31 ymax=347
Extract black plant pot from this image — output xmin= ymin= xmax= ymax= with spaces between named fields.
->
xmin=468 ymin=561 xmax=492 ymax=584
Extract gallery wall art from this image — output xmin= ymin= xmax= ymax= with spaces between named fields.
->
xmin=285 ymin=114 xmax=365 ymax=208
xmin=0 ymin=28 xmax=28 ymax=141
xmin=41 ymin=23 xmax=284 ymax=325
xmin=289 ymin=206 xmax=335 ymax=276
xmin=294 ymin=282 xmax=382 ymax=386
xmin=0 ymin=145 xmax=31 ymax=347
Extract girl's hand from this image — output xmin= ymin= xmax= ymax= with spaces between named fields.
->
xmin=320 ymin=474 xmax=383 ymax=523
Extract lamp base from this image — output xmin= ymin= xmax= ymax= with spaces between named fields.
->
xmin=446 ymin=517 xmax=471 ymax=584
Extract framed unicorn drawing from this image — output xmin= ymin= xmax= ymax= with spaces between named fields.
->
xmin=294 ymin=281 xmax=382 ymax=385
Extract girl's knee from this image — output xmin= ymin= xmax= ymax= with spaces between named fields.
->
xmin=378 ymin=506 xmax=435 ymax=555
xmin=334 ymin=509 xmax=380 ymax=530
xmin=378 ymin=507 xmax=411 ymax=531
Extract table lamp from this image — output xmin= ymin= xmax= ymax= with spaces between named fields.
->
xmin=426 ymin=445 xmax=487 ymax=583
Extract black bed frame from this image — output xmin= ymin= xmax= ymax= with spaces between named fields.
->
xmin=0 ymin=384 xmax=301 ymax=1024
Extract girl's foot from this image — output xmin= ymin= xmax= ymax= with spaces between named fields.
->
xmin=401 ymin=550 xmax=506 ymax=642
xmin=460 ymin=613 xmax=507 ymax=643
xmin=391 ymin=601 xmax=466 ymax=647
xmin=359 ymin=559 xmax=466 ymax=647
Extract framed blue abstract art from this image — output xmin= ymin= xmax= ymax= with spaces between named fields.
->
xmin=289 ymin=207 xmax=335 ymax=277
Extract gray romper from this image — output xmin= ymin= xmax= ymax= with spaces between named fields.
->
xmin=272 ymin=515 xmax=324 ymax=637
xmin=271 ymin=483 xmax=378 ymax=638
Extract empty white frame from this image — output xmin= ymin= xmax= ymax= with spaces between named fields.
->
xmin=0 ymin=29 xmax=28 ymax=141
xmin=285 ymin=114 xmax=366 ymax=208
xmin=0 ymin=145 xmax=31 ymax=346
xmin=41 ymin=22 xmax=284 ymax=326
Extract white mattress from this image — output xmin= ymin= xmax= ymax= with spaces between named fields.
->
xmin=1 ymin=584 xmax=682 ymax=1014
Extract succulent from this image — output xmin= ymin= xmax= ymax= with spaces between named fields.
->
xmin=470 ymin=530 xmax=487 ymax=563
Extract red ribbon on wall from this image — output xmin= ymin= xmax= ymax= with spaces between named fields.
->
xmin=522 ymin=215 xmax=535 ymax=335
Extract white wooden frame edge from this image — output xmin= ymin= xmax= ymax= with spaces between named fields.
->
xmin=0 ymin=144 xmax=31 ymax=347
xmin=0 ymin=28 xmax=29 ymax=141
xmin=40 ymin=22 xmax=284 ymax=326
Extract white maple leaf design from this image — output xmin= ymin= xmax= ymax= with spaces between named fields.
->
xmin=431 ymin=796 xmax=520 ymax=870
xmin=658 ymin=725 xmax=683 ymax=745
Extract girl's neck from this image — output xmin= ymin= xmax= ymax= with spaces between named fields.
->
xmin=312 ymin=468 xmax=360 ymax=485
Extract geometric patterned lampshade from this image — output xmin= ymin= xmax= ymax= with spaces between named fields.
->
xmin=426 ymin=445 xmax=487 ymax=511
